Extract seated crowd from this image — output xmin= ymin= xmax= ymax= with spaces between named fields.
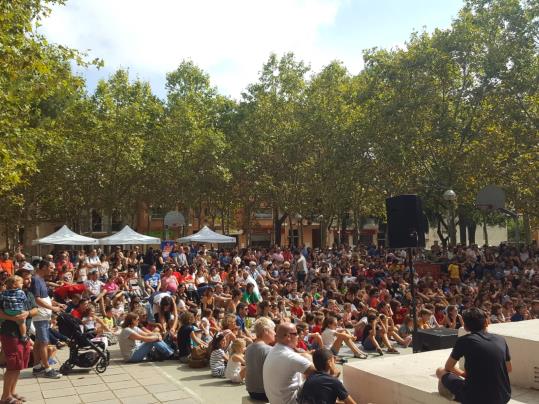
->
xmin=0 ymin=241 xmax=537 ymax=403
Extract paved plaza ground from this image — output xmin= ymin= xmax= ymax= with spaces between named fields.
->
xmin=8 ymin=344 xmax=412 ymax=404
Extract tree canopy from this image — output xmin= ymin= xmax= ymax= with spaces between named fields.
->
xmin=1 ymin=0 xmax=537 ymax=246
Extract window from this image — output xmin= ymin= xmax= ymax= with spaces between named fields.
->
xmin=288 ymin=229 xmax=299 ymax=248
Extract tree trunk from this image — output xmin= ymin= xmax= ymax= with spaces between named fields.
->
xmin=482 ymin=214 xmax=489 ymax=246
xmin=220 ymin=208 xmax=225 ymax=234
xmin=340 ymin=214 xmax=347 ymax=245
xmin=352 ymin=211 xmax=360 ymax=246
xmin=467 ymin=221 xmax=477 ymax=245
xmin=273 ymin=207 xmax=288 ymax=247
xmin=459 ymin=219 xmax=467 ymax=246
xmin=299 ymin=217 xmax=304 ymax=247
xmin=523 ymin=212 xmax=531 ymax=244
xmin=437 ymin=215 xmax=448 ymax=249
xmin=288 ymin=215 xmax=294 ymax=248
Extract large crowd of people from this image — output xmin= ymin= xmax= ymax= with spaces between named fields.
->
xmin=0 ymin=240 xmax=537 ymax=403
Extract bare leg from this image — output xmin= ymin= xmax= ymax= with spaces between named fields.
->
xmin=380 ymin=332 xmax=398 ymax=352
xmin=2 ymin=370 xmax=19 ymax=400
xmin=344 ymin=337 xmax=367 ymax=357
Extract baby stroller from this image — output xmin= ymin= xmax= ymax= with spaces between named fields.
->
xmin=57 ymin=313 xmax=110 ymax=374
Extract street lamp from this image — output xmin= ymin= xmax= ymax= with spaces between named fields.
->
xmin=443 ymin=189 xmax=457 ymax=246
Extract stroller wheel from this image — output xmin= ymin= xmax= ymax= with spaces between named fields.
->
xmin=60 ymin=361 xmax=74 ymax=374
xmin=95 ymin=358 xmax=108 ymax=374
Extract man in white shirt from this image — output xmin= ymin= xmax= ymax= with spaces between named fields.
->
xmin=263 ymin=323 xmax=315 ymax=404
xmin=293 ymin=250 xmax=308 ymax=285
xmin=84 ymin=249 xmax=101 ymax=270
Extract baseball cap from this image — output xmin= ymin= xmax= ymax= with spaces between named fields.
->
xmin=22 ymin=262 xmax=34 ymax=271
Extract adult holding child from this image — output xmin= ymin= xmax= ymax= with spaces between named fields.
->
xmin=0 ymin=267 xmax=38 ymax=404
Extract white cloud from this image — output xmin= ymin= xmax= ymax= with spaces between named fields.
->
xmin=40 ymin=0 xmax=350 ymax=98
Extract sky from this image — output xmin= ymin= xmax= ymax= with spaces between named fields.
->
xmin=40 ymin=0 xmax=465 ymax=99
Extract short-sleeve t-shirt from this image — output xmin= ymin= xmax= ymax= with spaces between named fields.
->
xmin=30 ymin=275 xmax=52 ymax=321
xmin=298 ymin=371 xmax=349 ymax=404
xmin=245 ymin=342 xmax=272 ymax=394
xmin=450 ymin=331 xmax=511 ymax=404
xmin=144 ymin=273 xmax=160 ymax=289
xmin=263 ymin=343 xmax=312 ymax=404
xmin=119 ymin=326 xmax=142 ymax=360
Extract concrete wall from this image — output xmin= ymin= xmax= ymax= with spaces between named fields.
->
xmin=344 ymin=320 xmax=539 ymax=404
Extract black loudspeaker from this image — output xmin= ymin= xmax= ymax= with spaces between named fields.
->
xmin=412 ymin=328 xmax=459 ymax=352
xmin=386 ymin=194 xmax=426 ymax=248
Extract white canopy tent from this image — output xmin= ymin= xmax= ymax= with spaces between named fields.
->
xmin=177 ymin=226 xmax=236 ymax=244
xmin=32 ymin=225 xmax=98 ymax=245
xmin=98 ymin=225 xmax=161 ymax=245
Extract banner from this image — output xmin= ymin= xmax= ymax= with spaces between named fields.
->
xmin=160 ymin=240 xmax=175 ymax=260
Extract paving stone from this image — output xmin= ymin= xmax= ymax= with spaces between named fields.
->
xmin=75 ymin=383 xmax=110 ymax=394
xmin=154 ymin=390 xmax=193 ymax=402
xmin=144 ymin=383 xmax=184 ymax=394
xmin=17 ymin=377 xmax=39 ymax=385
xmin=69 ymin=376 xmax=103 ymax=387
xmin=79 ymin=390 xmax=116 ymax=402
xmin=161 ymin=399 xmax=201 ymax=404
xmin=114 ymin=386 xmax=148 ymax=398
xmin=102 ymin=367 xmax=129 ymax=375
xmin=120 ymin=394 xmax=158 ymax=404
xmin=96 ymin=400 xmax=122 ymax=404
xmin=42 ymin=387 xmax=77 ymax=399
xmin=100 ymin=373 xmax=133 ymax=383
xmin=40 ymin=381 xmax=74 ymax=391
xmin=44 ymin=396 xmax=81 ymax=404
xmin=37 ymin=376 xmax=70 ymax=384
xmin=106 ymin=380 xmax=140 ymax=390
xmin=15 ymin=381 xmax=42 ymax=393
xmin=13 ymin=389 xmax=43 ymax=401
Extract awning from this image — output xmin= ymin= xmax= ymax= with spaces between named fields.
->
xmin=32 ymin=225 xmax=98 ymax=245
xmin=177 ymin=226 xmax=236 ymax=244
xmin=98 ymin=225 xmax=161 ymax=245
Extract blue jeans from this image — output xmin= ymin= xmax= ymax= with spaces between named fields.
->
xmin=128 ymin=341 xmax=174 ymax=363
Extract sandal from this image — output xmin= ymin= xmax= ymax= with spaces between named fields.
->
xmin=376 ymin=348 xmax=384 ymax=356
xmin=12 ymin=395 xmax=26 ymax=403
xmin=387 ymin=349 xmax=400 ymax=354
xmin=0 ymin=397 xmax=23 ymax=404
xmin=355 ymin=353 xmax=368 ymax=359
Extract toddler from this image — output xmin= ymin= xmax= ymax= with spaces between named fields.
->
xmin=225 ymin=338 xmax=246 ymax=383
xmin=0 ymin=275 xmax=28 ymax=341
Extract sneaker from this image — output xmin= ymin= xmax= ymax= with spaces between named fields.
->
xmin=41 ymin=369 xmax=62 ymax=379
xmin=32 ymin=365 xmax=45 ymax=375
